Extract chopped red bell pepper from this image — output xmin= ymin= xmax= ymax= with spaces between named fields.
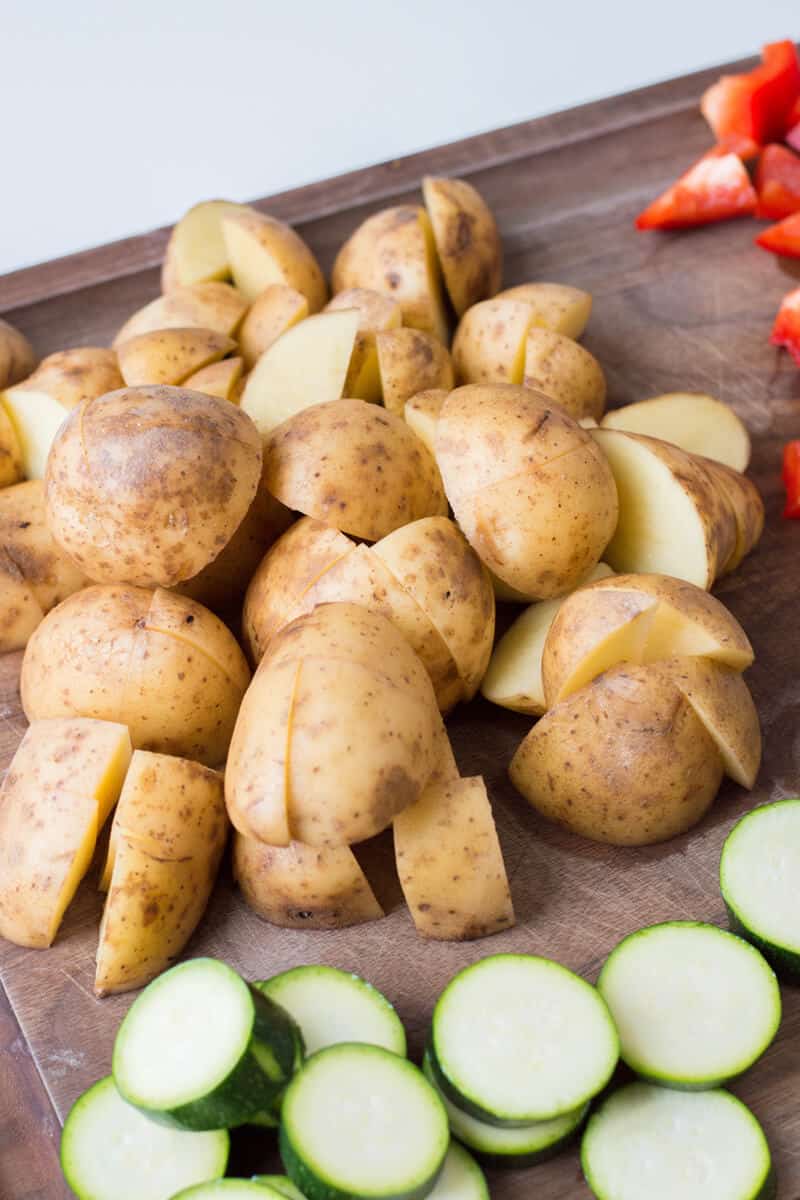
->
xmin=701 ymin=40 xmax=800 ymax=146
xmin=770 ymin=287 xmax=800 ymax=365
xmin=635 ymin=151 xmax=757 ymax=231
xmin=755 ymin=144 xmax=800 ymax=217
xmin=756 ymin=211 xmax=800 ymax=257
xmin=713 ymin=133 xmax=761 ymax=161
xmin=782 ymin=440 xmax=800 ymax=518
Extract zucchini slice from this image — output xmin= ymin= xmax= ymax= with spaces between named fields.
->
xmin=60 ymin=1075 xmax=229 ymax=1200
xmin=252 ymin=1178 xmax=307 ymax=1200
xmin=431 ymin=954 xmax=618 ymax=1125
xmin=174 ymin=1185 xmax=288 ymax=1199
xmin=113 ymin=958 xmax=302 ymax=1130
xmin=279 ymin=1043 xmax=448 ymax=1200
xmin=720 ymin=798 xmax=800 ymax=979
xmin=256 ymin=965 xmax=406 ymax=1057
xmin=426 ymin=1143 xmax=488 ymax=1199
xmin=422 ymin=1051 xmax=586 ymax=1167
xmin=598 ymin=921 xmax=781 ymax=1088
xmin=581 ymin=1082 xmax=775 ymax=1200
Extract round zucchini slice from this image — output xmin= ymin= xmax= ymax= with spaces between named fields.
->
xmin=427 ymin=1143 xmax=488 ymax=1199
xmin=174 ymin=1185 xmax=288 ymax=1199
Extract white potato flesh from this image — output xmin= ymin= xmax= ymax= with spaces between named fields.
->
xmin=601 ymin=392 xmax=751 ymax=472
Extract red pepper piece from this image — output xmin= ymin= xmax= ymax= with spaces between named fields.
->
xmin=782 ymin=440 xmax=800 ymax=518
xmin=755 ymin=144 xmax=800 ymax=218
xmin=635 ymin=151 xmax=757 ymax=231
xmin=771 ymin=287 xmax=800 ymax=365
xmin=701 ymin=40 xmax=800 ymax=145
xmin=756 ymin=211 xmax=800 ymax=257
xmin=714 ymin=134 xmax=761 ymax=161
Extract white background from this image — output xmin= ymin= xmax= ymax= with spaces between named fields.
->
xmin=1 ymin=1 xmax=798 ymax=276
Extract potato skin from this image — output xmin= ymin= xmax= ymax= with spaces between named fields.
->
xmin=509 ymin=663 xmax=724 ymax=846
xmin=496 ymin=282 xmax=592 ymax=339
xmin=116 ymin=328 xmax=235 ymax=387
xmin=21 ymin=585 xmax=250 ymax=766
xmin=422 ymin=175 xmax=502 ymax=315
xmin=222 ymin=208 xmax=328 ymax=311
xmin=0 ymin=404 xmax=23 ymax=488
xmin=700 ymin=457 xmax=764 ymax=573
xmin=45 ymin=385 xmax=262 ymax=588
xmin=238 ymin=284 xmax=309 ymax=369
xmin=263 ymin=397 xmax=447 ymax=542
xmin=664 ymin=657 xmax=761 ymax=789
xmin=0 ymin=318 xmax=36 ymax=388
xmin=113 ymin=282 xmax=247 ymax=346
xmin=523 ymin=328 xmax=606 ymax=421
xmin=452 ymin=297 xmax=533 ymax=386
xmin=376 ymin=328 xmax=454 ymax=415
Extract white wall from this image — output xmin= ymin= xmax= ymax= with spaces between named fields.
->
xmin=1 ymin=1 xmax=798 ymax=274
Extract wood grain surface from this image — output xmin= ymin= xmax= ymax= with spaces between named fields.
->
xmin=3 ymin=51 xmax=800 ymax=1200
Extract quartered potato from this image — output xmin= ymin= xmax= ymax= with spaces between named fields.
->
xmin=112 ymin=282 xmax=247 ymax=346
xmin=601 ymin=392 xmax=751 ymax=472
xmin=403 ymin=388 xmax=449 ymax=456
xmin=497 ymin=282 xmax=593 ymax=337
xmin=183 ymin=356 xmax=244 ymax=402
xmin=161 ymin=199 xmax=248 ymax=291
xmin=663 ymin=657 xmax=761 ymax=789
xmin=239 ymin=284 xmax=309 ymax=369
xmin=376 ymin=328 xmax=454 ymax=414
xmin=700 ymin=457 xmax=764 ymax=572
xmin=0 ymin=402 xmax=23 ymax=488
xmin=523 ymin=327 xmax=606 ymax=421
xmin=326 ymin=287 xmax=402 ymax=403
xmin=0 ymin=318 xmax=36 ymax=389
xmin=116 ymin=328 xmax=236 ymax=388
xmin=421 ymin=175 xmax=503 ymax=315
xmin=221 ymin=207 xmax=328 ymax=310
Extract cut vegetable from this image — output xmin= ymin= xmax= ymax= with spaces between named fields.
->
xmin=60 ymin=1075 xmax=230 ymax=1200
xmin=783 ymin=440 xmax=800 ymax=517
xmin=113 ymin=958 xmax=302 ymax=1130
xmin=664 ymin=658 xmax=761 ymax=789
xmin=431 ymin=954 xmax=618 ymax=1124
xmin=403 ymin=388 xmax=448 ymax=457
xmin=755 ymin=143 xmax=800 ymax=218
xmin=770 ymin=285 xmax=800 ymax=365
xmin=755 ymin=210 xmax=800 ymax=257
xmin=113 ymin=282 xmax=247 ymax=345
xmin=161 ymin=200 xmax=247 ymax=291
xmin=598 ymin=922 xmax=780 ymax=1088
xmin=256 ymin=966 xmax=406 ymax=1057
xmin=426 ymin=1143 xmax=488 ymax=1200
xmin=279 ymin=1043 xmax=448 ymax=1200
xmin=721 ymin=798 xmax=800 ymax=979
xmin=635 ymin=151 xmax=757 ymax=231
xmin=601 ymin=392 xmax=750 ymax=472
xmin=174 ymin=1185 xmax=288 ymax=1199
xmin=700 ymin=39 xmax=800 ymax=145
xmin=252 ymin=1179 xmax=306 ymax=1200
xmin=423 ymin=1051 xmax=586 ymax=1168
xmin=221 ymin=209 xmax=327 ymax=311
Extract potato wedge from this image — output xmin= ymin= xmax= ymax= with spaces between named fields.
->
xmin=394 ymin=775 xmax=514 ymax=940
xmin=509 ymin=663 xmax=724 ymax=846
xmin=116 ymin=328 xmax=235 ymax=387
xmin=95 ymin=751 xmax=227 ymax=995
xmin=700 ymin=458 xmax=764 ymax=572
xmin=234 ymin=834 xmax=384 ymax=930
xmin=376 ymin=328 xmax=454 ymax=415
xmin=0 ymin=718 xmax=131 ymax=949
xmin=45 ymin=385 xmax=262 ymax=588
xmin=496 ymin=283 xmax=592 ymax=338
xmin=332 ymin=205 xmax=448 ymax=343
xmin=113 ymin=282 xmax=247 ymax=346
xmin=264 ymin=397 xmax=447 ymax=541
xmin=421 ymin=175 xmax=502 ymax=315
xmin=523 ymin=327 xmax=606 ymax=421
xmin=221 ymin=208 xmax=327 ymax=311
xmin=601 ymin=392 xmax=751 ymax=473
xmin=2 ymin=347 xmax=123 ymax=480
xmin=238 ymin=284 xmax=309 ymax=369
xmin=0 ymin=318 xmax=36 ymax=389
xmin=326 ymin=288 xmax=402 ymax=402
xmin=183 ymin=356 xmax=244 ymax=402
xmin=403 ymin=388 xmax=448 ymax=456
xmin=664 ymin=658 xmax=761 ymax=789
xmin=0 ymin=403 xmax=23 ymax=487
xmin=452 ymin=297 xmax=533 ymax=385
xmin=241 ymin=310 xmax=360 ymax=437
xmin=161 ymin=199 xmax=248 ymax=292
xmin=21 ymin=585 xmax=250 ymax=766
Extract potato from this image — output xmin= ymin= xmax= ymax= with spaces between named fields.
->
xmin=0 ymin=480 xmax=89 ymax=652
xmin=481 ymin=563 xmax=614 ymax=715
xmin=509 ymin=663 xmax=724 ymax=846
xmin=239 ymin=284 xmax=309 ymax=369
xmin=0 ymin=718 xmax=131 ymax=948
xmin=452 ymin=297 xmax=533 ymax=385
xmin=112 ymin=282 xmax=247 ymax=346
xmin=2 ymin=347 xmax=123 ymax=479
xmin=601 ymin=392 xmax=751 ymax=473
xmin=161 ymin=199 xmax=248 ymax=292
xmin=394 ymin=775 xmax=514 ymax=940
xmin=436 ymin=385 xmax=617 ymax=599
xmin=226 ymin=603 xmax=441 ymax=847
xmin=496 ymin=282 xmax=592 ymax=338
xmin=376 ymin=328 xmax=454 ymax=414
xmin=592 ymin=428 xmax=737 ymax=589
xmin=403 ymin=388 xmax=448 ymax=455
xmin=184 ymin=356 xmax=244 ymax=402
xmin=523 ymin=328 xmax=606 ymax=421
xmin=21 ymin=585 xmax=250 ymax=766
xmin=664 ymin=658 xmax=761 ymax=789
xmin=95 ymin=751 xmax=227 ymax=995
xmin=234 ymin=834 xmax=384 ymax=930
xmin=332 ymin=205 xmax=448 ymax=343
xmin=221 ymin=207 xmax=328 ymax=311
xmin=116 ymin=328 xmax=235 ymax=387
xmin=241 ymin=310 xmax=360 ymax=437
xmin=45 ymin=385 xmax=262 ymax=587
xmin=700 ymin=458 xmax=764 ymax=572
xmin=0 ymin=318 xmax=36 ymax=388
xmin=421 ymin=176 xmax=502 ymax=314
xmin=264 ymin=397 xmax=447 ymax=541
xmin=0 ymin=402 xmax=23 ymax=487
xmin=326 ymin=287 xmax=402 ymax=402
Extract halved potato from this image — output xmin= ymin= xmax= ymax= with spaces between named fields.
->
xmin=161 ymin=199 xmax=247 ymax=292
xmin=332 ymin=205 xmax=448 ymax=342
xmin=183 ymin=356 xmax=243 ymax=402
xmin=2 ymin=347 xmax=123 ymax=479
xmin=523 ymin=327 xmax=606 ymax=421
xmin=0 ymin=718 xmax=132 ymax=949
xmin=238 ymin=284 xmax=309 ymax=369
xmin=496 ymin=282 xmax=592 ymax=338
xmin=326 ymin=287 xmax=402 ymax=402
xmin=601 ymin=393 xmax=751 ymax=472
xmin=452 ymin=297 xmax=533 ymax=385
xmin=234 ymin=834 xmax=384 ymax=930
xmin=221 ymin=208 xmax=328 ymax=311
xmin=664 ymin=657 xmax=761 ymax=789
xmin=0 ymin=403 xmax=23 ymax=487
xmin=701 ymin=458 xmax=764 ymax=572
xmin=116 ymin=328 xmax=235 ymax=387
xmin=95 ymin=750 xmax=227 ymax=995
xmin=240 ymin=310 xmax=359 ymax=437
xmin=264 ymin=397 xmax=447 ymax=541
xmin=0 ymin=318 xmax=36 ymax=389
xmin=422 ymin=175 xmax=502 ymax=315
xmin=394 ymin=775 xmax=514 ymax=940
xmin=403 ymin=388 xmax=448 ymax=455
xmin=112 ymin=282 xmax=247 ymax=346
xmin=509 ymin=663 xmax=724 ymax=846
xmin=376 ymin=328 xmax=454 ymax=414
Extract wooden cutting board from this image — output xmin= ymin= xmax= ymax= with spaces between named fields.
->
xmin=3 ymin=52 xmax=800 ymax=1200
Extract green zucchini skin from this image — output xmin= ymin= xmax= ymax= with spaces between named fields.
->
xmin=725 ymin=902 xmax=800 ymax=981
xmin=251 ymin=1176 xmax=307 ymax=1200
xmin=279 ymin=1131 xmax=445 ymax=1200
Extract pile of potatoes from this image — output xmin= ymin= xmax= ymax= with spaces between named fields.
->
xmin=0 ymin=174 xmax=767 ymax=993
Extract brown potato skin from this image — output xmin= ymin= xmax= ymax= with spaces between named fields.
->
xmin=6 ymin=346 xmax=123 ymax=408
xmin=45 ymin=385 xmax=262 ymax=588
xmin=523 ymin=328 xmax=606 ymax=421
xmin=664 ymin=657 xmax=761 ymax=789
xmin=183 ymin=356 xmax=244 ymax=402
xmin=238 ymin=284 xmax=309 ymax=369
xmin=376 ymin=328 xmax=454 ymax=415
xmin=222 ymin=208 xmax=328 ymax=312
xmin=509 ymin=663 xmax=725 ymax=846
xmin=0 ymin=403 xmax=23 ymax=488
xmin=0 ymin=318 xmax=36 ymax=388
xmin=700 ymin=457 xmax=764 ymax=573
xmin=116 ymin=328 xmax=235 ymax=387
xmin=21 ymin=585 xmax=250 ymax=766
xmin=422 ymin=175 xmax=503 ymax=315
xmin=113 ymin=282 xmax=247 ymax=346
xmin=452 ymin=298 xmax=532 ymax=386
